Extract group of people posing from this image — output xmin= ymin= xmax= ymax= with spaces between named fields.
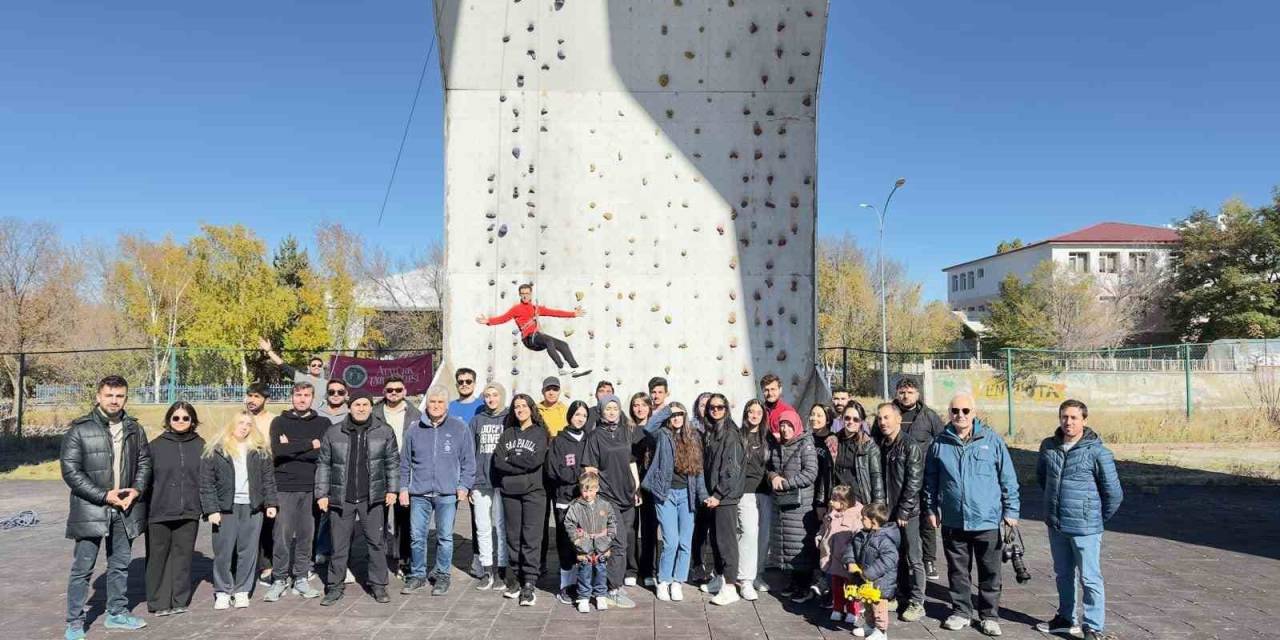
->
xmin=60 ymin=361 xmax=1123 ymax=640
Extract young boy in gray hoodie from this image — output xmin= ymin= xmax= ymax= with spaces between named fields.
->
xmin=563 ymin=473 xmax=618 ymax=613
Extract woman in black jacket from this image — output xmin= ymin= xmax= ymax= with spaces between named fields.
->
xmin=833 ymin=401 xmax=885 ymax=508
xmin=702 ymin=393 xmax=746 ymax=606
xmin=546 ymin=400 xmax=591 ymax=604
xmin=494 ymin=393 xmax=550 ymax=605
xmin=199 ymin=411 xmax=278 ymax=610
xmin=146 ymin=401 xmax=205 ymax=616
xmin=736 ymin=399 xmax=771 ymax=600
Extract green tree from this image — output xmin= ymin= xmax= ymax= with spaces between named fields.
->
xmin=988 ymin=261 xmax=1139 ymax=351
xmin=996 ymin=238 xmax=1024 ymax=254
xmin=987 ymin=272 xmax=1052 ymax=349
xmin=1168 ymin=192 xmax=1280 ymax=341
xmin=184 ymin=225 xmax=295 ymax=385
xmin=315 ymin=223 xmax=379 ymax=349
xmin=270 ymin=236 xmax=328 ymax=355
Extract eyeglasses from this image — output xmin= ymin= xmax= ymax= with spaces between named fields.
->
xmin=171 ymin=415 xmax=191 ymax=423
xmin=328 ymin=389 xmax=347 ymax=396
xmin=709 ymin=405 xmax=727 ymax=412
xmin=950 ymin=407 xmax=972 ymax=416
xmin=456 ymin=379 xmax=474 ymax=386
xmin=844 ymin=416 xmax=863 ymax=424
xmin=384 ymin=387 xmax=405 ymax=394
xmin=309 ymin=363 xmax=324 ymax=369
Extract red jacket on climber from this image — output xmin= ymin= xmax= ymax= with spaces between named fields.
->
xmin=481 ymin=301 xmax=577 ymax=338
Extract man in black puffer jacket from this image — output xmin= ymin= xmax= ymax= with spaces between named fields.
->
xmin=874 ymin=402 xmax=926 ymax=622
xmin=60 ymin=375 xmax=153 ymax=639
xmin=315 ymin=391 xmax=400 ymax=605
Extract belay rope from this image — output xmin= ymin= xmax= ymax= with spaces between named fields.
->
xmin=0 ymin=510 xmax=39 ymax=531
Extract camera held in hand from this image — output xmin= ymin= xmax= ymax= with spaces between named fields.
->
xmin=1002 ymin=524 xmax=1032 ymax=584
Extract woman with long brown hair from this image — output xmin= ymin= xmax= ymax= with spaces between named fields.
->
xmin=639 ymin=402 xmax=708 ymax=602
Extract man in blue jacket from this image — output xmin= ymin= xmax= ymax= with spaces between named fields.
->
xmin=399 ymin=386 xmax=476 ymax=596
xmin=1034 ymin=399 xmax=1122 ymax=640
xmin=924 ymin=394 xmax=1019 ymax=637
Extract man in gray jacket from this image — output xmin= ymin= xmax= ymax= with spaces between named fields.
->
xmin=61 ymin=375 xmax=152 ymax=639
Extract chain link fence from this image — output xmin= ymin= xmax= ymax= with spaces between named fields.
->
xmin=1 ymin=346 xmax=441 ymax=436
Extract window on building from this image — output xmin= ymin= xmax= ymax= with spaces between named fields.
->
xmin=1098 ymin=252 xmax=1119 ymax=274
xmin=977 ymin=268 xmax=984 ymax=278
xmin=967 ymin=272 xmax=975 ymax=289
xmin=951 ymin=275 xmax=958 ymax=292
xmin=1131 ymin=252 xmax=1150 ymax=273
xmin=978 ymin=304 xmax=987 ymax=312
xmin=1068 ymin=252 xmax=1090 ymax=273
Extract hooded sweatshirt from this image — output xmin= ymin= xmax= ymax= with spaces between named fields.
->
xmin=581 ymin=394 xmax=641 ymax=508
xmin=494 ymin=419 xmax=549 ymax=496
xmin=469 ymin=382 xmax=508 ymax=491
xmin=270 ymin=408 xmax=329 ymax=492
xmin=546 ymin=424 xmax=590 ymax=507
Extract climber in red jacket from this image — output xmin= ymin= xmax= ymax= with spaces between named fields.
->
xmin=476 ymin=283 xmax=590 ymax=377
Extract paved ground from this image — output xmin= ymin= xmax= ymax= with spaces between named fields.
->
xmin=2 ymin=480 xmax=1278 ymax=640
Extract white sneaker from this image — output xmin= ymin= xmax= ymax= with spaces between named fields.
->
xmin=233 ymin=592 xmax=250 ymax=609
xmin=670 ymin=583 xmax=684 ymax=601
xmin=853 ymin=625 xmax=867 ymax=637
xmin=830 ymin=610 xmax=844 ymax=622
xmin=753 ymin=578 xmax=770 ymax=592
xmin=345 ymin=569 xmax=356 ymax=584
xmin=624 ymin=576 xmax=637 ymax=587
xmin=942 ymin=614 xmax=970 ymax=631
xmin=655 ymin=582 xmax=671 ymax=602
xmin=740 ymin=582 xmax=758 ymax=601
xmin=559 ymin=368 xmax=571 ymax=377
xmin=844 ymin=612 xmax=859 ymax=624
xmin=867 ymin=630 xmax=887 ymax=640
xmin=214 ymin=593 xmax=231 ymax=610
xmin=709 ymin=584 xmax=740 ymax=606
xmin=576 ymin=599 xmax=590 ymax=613
xmin=700 ymin=574 xmax=724 ymax=594
xmin=643 ymin=577 xmax=656 ymax=587
xmin=595 ymin=595 xmax=609 ymax=611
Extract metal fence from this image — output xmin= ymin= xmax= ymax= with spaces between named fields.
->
xmin=1 ymin=345 xmax=441 ymax=436
xmin=818 ymin=341 xmax=1279 ymax=439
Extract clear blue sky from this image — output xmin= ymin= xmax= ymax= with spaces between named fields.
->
xmin=4 ymin=1 xmax=1278 ymax=301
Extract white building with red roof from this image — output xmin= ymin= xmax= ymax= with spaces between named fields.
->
xmin=942 ymin=222 xmax=1181 ymax=334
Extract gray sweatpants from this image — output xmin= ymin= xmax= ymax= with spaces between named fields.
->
xmin=273 ymin=491 xmax=314 ymax=581
xmin=213 ymin=503 xmax=263 ymax=595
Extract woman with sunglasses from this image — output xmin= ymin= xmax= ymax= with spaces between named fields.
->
xmin=735 ymin=399 xmax=771 ymax=599
xmin=629 ymin=393 xmax=659 ymax=588
xmin=701 ymin=393 xmax=746 ymax=606
xmin=639 ymin=402 xmax=706 ymax=602
xmin=145 ymin=402 xmax=206 ymax=616
xmin=834 ymin=401 xmax=885 ymax=511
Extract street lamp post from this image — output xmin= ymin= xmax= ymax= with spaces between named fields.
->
xmin=860 ymin=177 xmax=906 ymax=398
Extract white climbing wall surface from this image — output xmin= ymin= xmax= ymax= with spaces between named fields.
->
xmin=438 ymin=0 xmax=829 ymax=406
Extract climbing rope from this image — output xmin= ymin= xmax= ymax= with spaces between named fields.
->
xmin=0 ymin=510 xmax=39 ymax=531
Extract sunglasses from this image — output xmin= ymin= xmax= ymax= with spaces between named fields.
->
xmin=456 ymin=379 xmax=474 ymax=385
xmin=384 ymin=387 xmax=405 ymax=394
xmin=709 ymin=405 xmax=727 ymax=411
xmin=844 ymin=416 xmax=863 ymax=424
xmin=950 ymin=407 xmax=972 ymax=416
xmin=328 ymin=389 xmax=347 ymax=396
xmin=171 ymin=415 xmax=191 ymax=423
xmin=309 ymin=363 xmax=324 ymax=368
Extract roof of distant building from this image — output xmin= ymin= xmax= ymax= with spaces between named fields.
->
xmin=942 ymin=222 xmax=1181 ymax=271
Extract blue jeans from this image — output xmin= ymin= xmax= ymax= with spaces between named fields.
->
xmin=655 ymin=487 xmax=695 ymax=583
xmin=410 ymin=495 xmax=457 ymax=579
xmin=66 ymin=510 xmax=133 ymax=628
xmin=1047 ymin=527 xmax=1105 ymax=631
xmin=576 ymin=557 xmax=608 ymax=598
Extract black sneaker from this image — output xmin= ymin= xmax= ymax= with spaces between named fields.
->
xmin=502 ymin=577 xmax=521 ymax=599
xmin=320 ymin=586 xmax=345 ymax=606
xmin=400 ymin=577 xmax=427 ymax=595
xmin=1035 ymin=615 xmax=1078 ymax=634
xmin=556 ymin=587 xmax=575 ymax=605
xmin=518 ymin=584 xmax=536 ymax=606
xmin=925 ymin=561 xmax=940 ymax=580
xmin=431 ymin=578 xmax=451 ymax=596
xmin=1083 ymin=629 xmax=1116 ymax=640
xmin=372 ymin=586 xmax=390 ymax=603
xmin=475 ymin=570 xmax=495 ymax=591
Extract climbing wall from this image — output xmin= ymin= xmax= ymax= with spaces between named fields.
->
xmin=438 ymin=0 xmax=829 ymax=405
